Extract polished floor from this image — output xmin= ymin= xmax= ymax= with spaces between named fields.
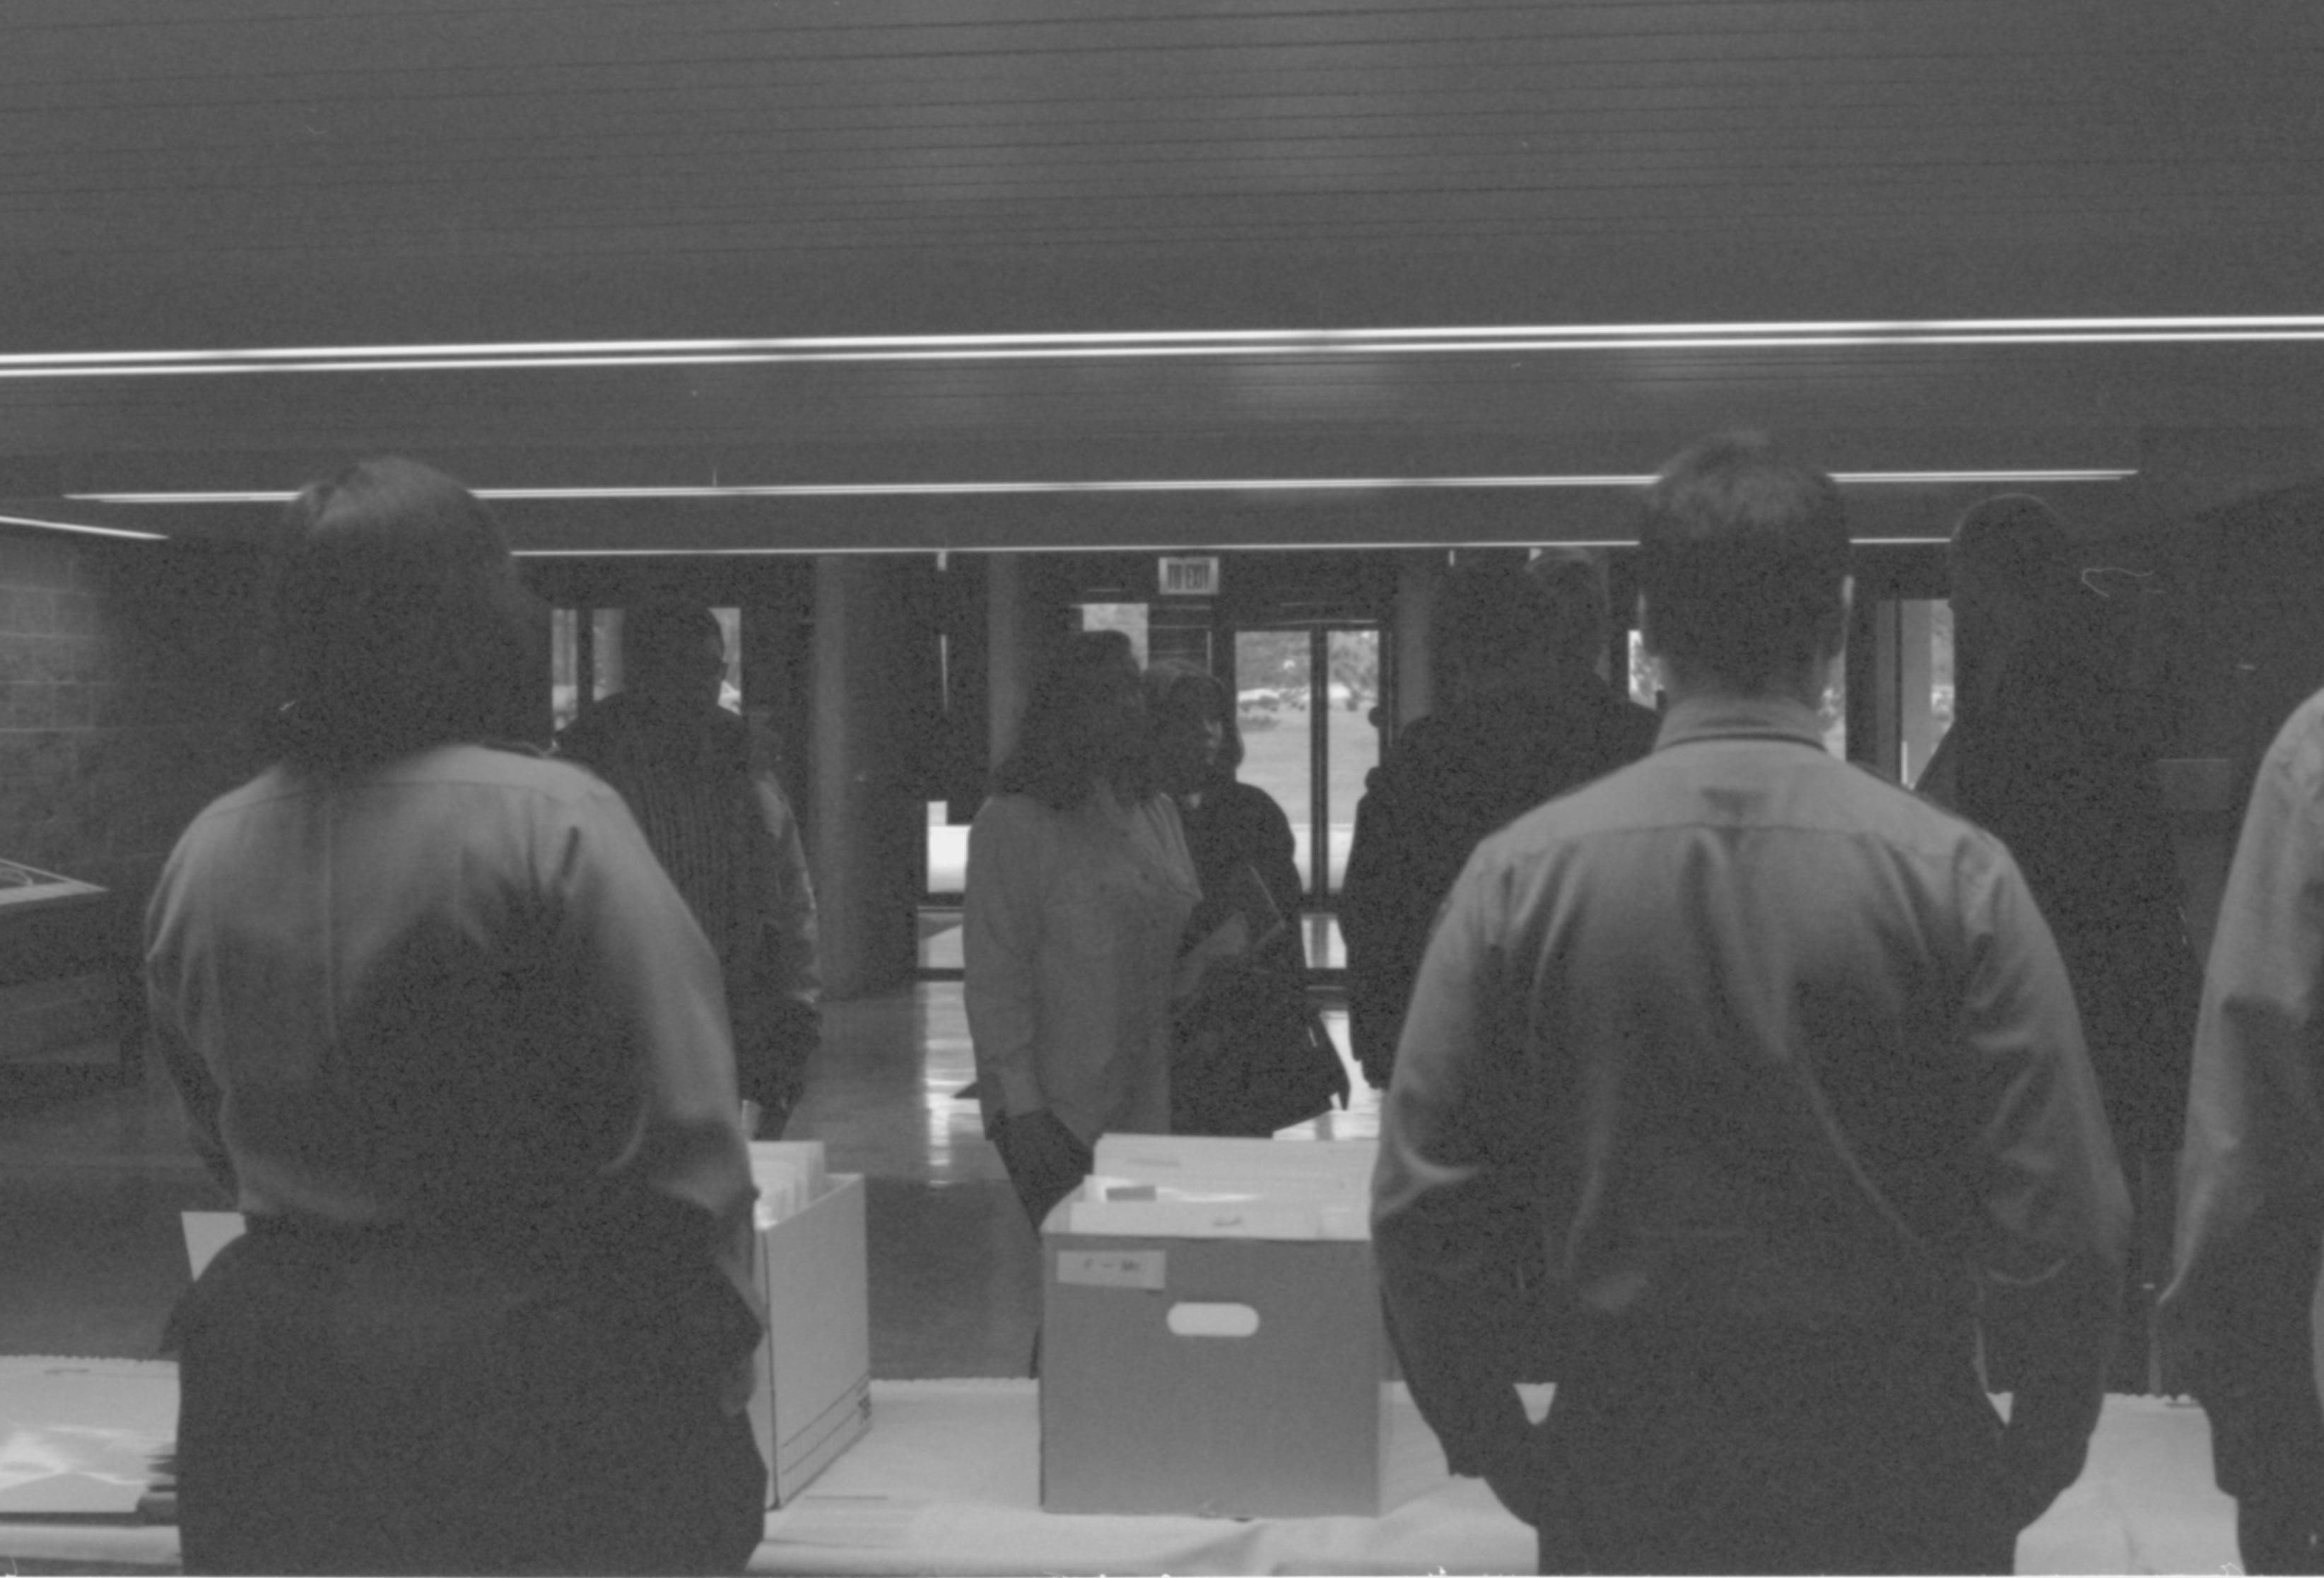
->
xmin=0 ymin=933 xmax=1375 ymax=1379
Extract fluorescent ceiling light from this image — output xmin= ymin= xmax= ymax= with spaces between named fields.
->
xmin=512 ymin=539 xmax=1648 ymax=559
xmin=3 ymin=315 xmax=2323 ymax=378
xmin=0 ymin=511 xmax=166 ymax=541
xmin=511 ymin=534 xmax=1958 ymax=559
xmin=70 ymin=469 xmax=2132 ymax=506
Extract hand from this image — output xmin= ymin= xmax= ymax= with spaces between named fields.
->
xmin=998 ymin=1108 xmax=1085 ymax=1181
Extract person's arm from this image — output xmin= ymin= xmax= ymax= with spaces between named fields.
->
xmin=1957 ymin=853 xmax=2132 ymax=1530
xmin=748 ymin=773 xmax=823 ymax=1102
xmin=1341 ymin=747 xmax=1425 ymax=1085
xmin=2166 ymin=701 xmax=2324 ymax=1502
xmin=143 ymin=853 xmax=237 ymax=1199
xmin=1371 ymin=850 xmax=1542 ymax=1522
xmin=553 ymin=785 xmax=761 ymax=1311
xmin=1242 ymin=785 xmax=1305 ymax=950
xmin=149 ymin=998 xmax=237 ymax=1199
xmin=963 ymin=796 xmax=1050 ymax=1132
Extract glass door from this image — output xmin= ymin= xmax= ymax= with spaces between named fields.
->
xmin=1233 ymin=626 xmax=1383 ymax=904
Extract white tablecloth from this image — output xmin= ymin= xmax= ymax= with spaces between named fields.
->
xmin=0 ymin=1369 xmax=2243 ymax=1575
xmin=749 ymin=1381 xmax=2241 ymax=1577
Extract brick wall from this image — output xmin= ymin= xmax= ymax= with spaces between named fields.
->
xmin=0 ymin=528 xmax=270 ymax=1065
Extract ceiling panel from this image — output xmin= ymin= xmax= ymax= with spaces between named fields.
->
xmin=0 ymin=0 xmax=2318 ymax=544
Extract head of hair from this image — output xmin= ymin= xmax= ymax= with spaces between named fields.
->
xmin=1635 ymin=431 xmax=1850 ymax=691
xmin=621 ymin=597 xmax=724 ymax=695
xmin=1949 ymin=493 xmax=2077 ymax=614
xmin=269 ymin=457 xmax=541 ymax=770
xmin=1431 ymin=557 xmax=1563 ymax=704
xmin=1144 ymin=658 xmax=1245 ymax=787
xmin=1527 ymin=549 xmax=1614 ymax=678
xmin=990 ymin=629 xmax=1151 ymax=809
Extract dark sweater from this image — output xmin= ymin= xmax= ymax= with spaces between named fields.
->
xmin=1340 ymin=676 xmax=1659 ymax=1085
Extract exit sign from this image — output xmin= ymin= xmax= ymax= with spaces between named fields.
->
xmin=1158 ymin=556 xmax=1220 ymax=596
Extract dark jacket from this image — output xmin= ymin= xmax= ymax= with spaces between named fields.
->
xmin=1929 ymin=595 xmax=2198 ymax=1158
xmin=1180 ymin=776 xmax=1308 ymax=972
xmin=1340 ymin=675 xmax=1659 ymax=1087
xmin=1170 ymin=776 xmax=1338 ymax=1135
xmin=558 ymin=693 xmax=822 ymax=1114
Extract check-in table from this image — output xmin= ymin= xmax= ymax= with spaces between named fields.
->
xmin=0 ymin=1364 xmax=2243 ymax=1575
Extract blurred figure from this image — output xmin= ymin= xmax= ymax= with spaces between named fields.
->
xmin=1920 ymin=496 xmax=2198 ymax=1387
xmin=1146 ymin=660 xmax=1346 ymax=1135
xmin=1373 ymin=433 xmax=2128 ymax=1575
xmin=1340 ymin=551 xmax=1657 ymax=1088
xmin=146 ymin=460 xmax=764 ymax=1575
xmin=1922 ymin=496 xmax=2197 ymax=1160
xmin=558 ymin=598 xmax=822 ymax=1138
xmin=2165 ymin=689 xmax=2324 ymax=1573
xmin=965 ymin=631 xmax=1199 ymax=1229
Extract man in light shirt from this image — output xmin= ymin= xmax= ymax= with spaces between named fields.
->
xmin=1373 ymin=432 xmax=2129 ymax=1574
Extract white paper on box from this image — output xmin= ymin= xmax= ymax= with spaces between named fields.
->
xmin=1055 ymin=1249 xmax=1166 ymax=1290
xmin=1064 ymin=1196 xmax=1362 ymax=1239
xmin=1091 ymin=1135 xmax=1378 ymax=1200
xmin=749 ymin=1140 xmax=830 ymax=1228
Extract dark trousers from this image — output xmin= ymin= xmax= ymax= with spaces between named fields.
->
xmin=1532 ymin=1336 xmax=2017 ymax=1576
xmin=170 ymin=1219 xmax=766 ymax=1576
xmin=2239 ymin=1485 xmax=2324 ymax=1574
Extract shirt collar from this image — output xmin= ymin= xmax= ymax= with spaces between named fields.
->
xmin=1653 ymin=691 xmax=1829 ymax=752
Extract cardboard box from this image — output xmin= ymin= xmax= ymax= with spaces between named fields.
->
xmin=747 ymin=1170 xmax=873 ymax=1508
xmin=1039 ymin=1138 xmax=1391 ymax=1518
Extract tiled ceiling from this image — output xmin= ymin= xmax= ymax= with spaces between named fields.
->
xmin=1 ymin=0 xmax=2320 ymax=546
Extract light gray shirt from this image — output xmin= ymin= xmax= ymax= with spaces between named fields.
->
xmin=1373 ymin=692 xmax=2128 ymax=1483
xmin=145 ymin=744 xmax=758 ymax=1294
xmin=964 ymin=788 xmax=1199 ymax=1145
xmin=2166 ymin=687 xmax=2324 ymax=1493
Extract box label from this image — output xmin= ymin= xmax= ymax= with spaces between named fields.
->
xmin=1056 ymin=1249 xmax=1166 ymax=1290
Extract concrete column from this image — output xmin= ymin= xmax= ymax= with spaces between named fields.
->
xmin=1392 ymin=551 xmax=1443 ymax=725
xmin=987 ymin=553 xmax=1033 ymax=768
xmin=809 ymin=556 xmax=923 ymax=999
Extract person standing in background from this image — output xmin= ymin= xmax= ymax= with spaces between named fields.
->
xmin=1919 ymin=496 xmax=2199 ymax=1389
xmin=147 ymin=460 xmax=765 ymax=1576
xmin=965 ymin=631 xmax=1199 ymax=1229
xmin=1146 ymin=660 xmax=1347 ymax=1135
xmin=2164 ymin=684 xmax=2324 ymax=1574
xmin=558 ymin=597 xmax=822 ymax=1139
xmin=1341 ymin=551 xmax=1657 ymax=1089
xmin=1373 ymin=433 xmax=2128 ymax=1574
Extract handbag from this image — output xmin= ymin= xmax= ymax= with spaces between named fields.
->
xmin=1170 ymin=867 xmax=1351 ymax=1135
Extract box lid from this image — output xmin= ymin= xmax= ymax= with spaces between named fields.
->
xmin=1050 ymin=1137 xmax=1379 ymax=1239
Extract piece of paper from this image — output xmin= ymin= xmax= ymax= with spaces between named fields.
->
xmin=0 ymin=1361 xmax=177 ymax=1517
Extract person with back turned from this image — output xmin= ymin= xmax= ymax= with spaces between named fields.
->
xmin=1340 ymin=550 xmax=1657 ymax=1089
xmin=2164 ymin=682 xmax=2324 ymax=1573
xmin=558 ymin=597 xmax=822 ymax=1138
xmin=1371 ymin=432 xmax=2130 ymax=1574
xmin=146 ymin=460 xmax=765 ymax=1575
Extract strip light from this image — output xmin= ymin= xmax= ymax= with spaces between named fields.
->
xmin=69 ymin=469 xmax=2132 ymax=507
xmin=4 ymin=315 xmax=2324 ymax=378
xmin=511 ymin=533 xmax=1959 ymax=559
xmin=0 ymin=511 xmax=167 ymax=541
